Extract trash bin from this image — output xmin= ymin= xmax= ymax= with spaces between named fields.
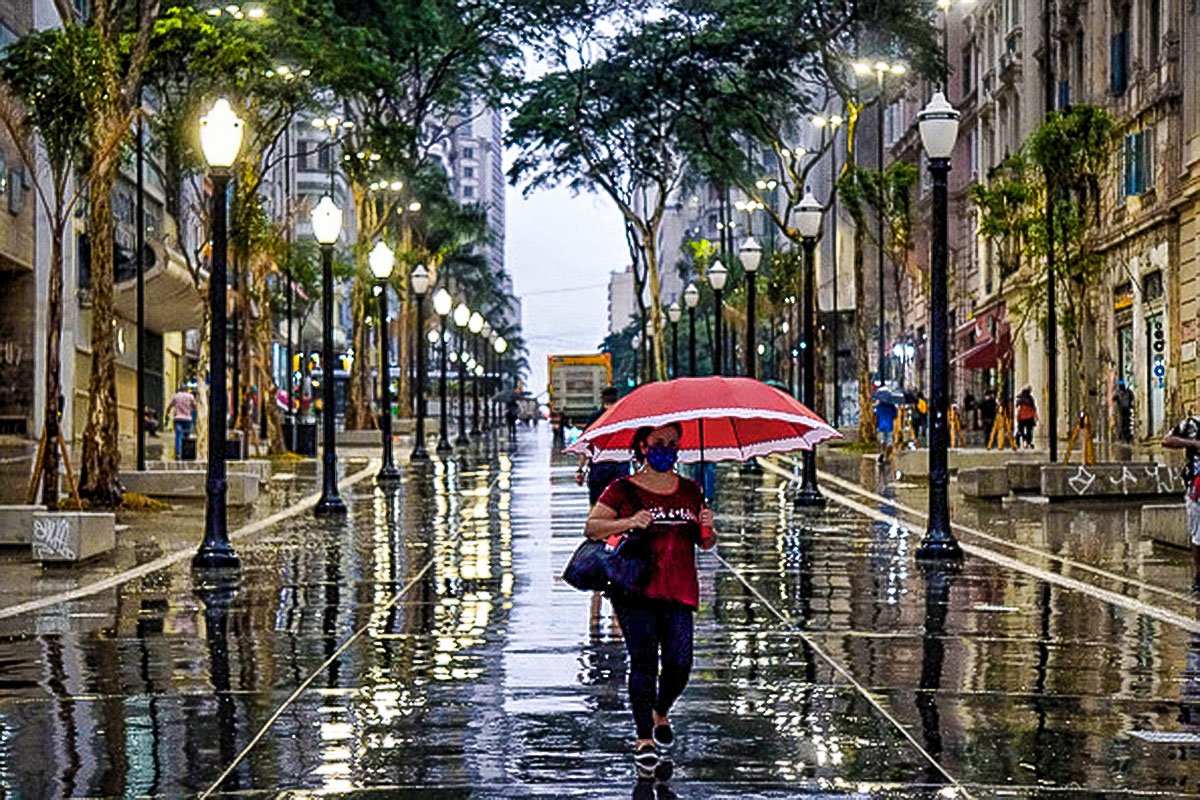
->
xmin=181 ymin=435 xmax=197 ymax=461
xmin=225 ymin=431 xmax=244 ymax=461
xmin=283 ymin=420 xmax=317 ymax=456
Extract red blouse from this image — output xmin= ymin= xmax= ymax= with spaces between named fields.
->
xmin=597 ymin=476 xmax=705 ymax=609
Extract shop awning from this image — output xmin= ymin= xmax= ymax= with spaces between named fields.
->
xmin=113 ymin=248 xmax=203 ymax=334
xmin=953 ymin=337 xmax=998 ymax=370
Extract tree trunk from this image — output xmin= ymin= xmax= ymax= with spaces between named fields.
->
xmin=345 ymin=274 xmax=377 ymax=430
xmin=643 ymin=233 xmax=668 ymax=381
xmin=854 ymin=224 xmax=876 ymax=444
xmin=40 ymin=224 xmax=66 ymax=509
xmin=247 ymin=251 xmax=285 ymax=454
xmin=80 ymin=162 xmax=124 ymax=506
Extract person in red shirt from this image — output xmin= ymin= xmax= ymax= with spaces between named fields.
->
xmin=584 ymin=422 xmax=717 ymax=777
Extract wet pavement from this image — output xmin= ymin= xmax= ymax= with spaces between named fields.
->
xmin=0 ymin=429 xmax=1199 ymax=797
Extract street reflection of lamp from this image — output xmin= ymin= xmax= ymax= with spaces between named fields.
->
xmin=493 ymin=335 xmax=508 ymax=429
xmin=369 ymin=241 xmax=400 ymax=483
xmin=468 ymin=312 xmax=484 ymax=436
xmin=194 ymin=98 xmax=244 ymax=572
xmin=684 ymin=283 xmax=699 ymax=377
xmin=311 ymin=194 xmax=346 ymax=516
xmin=453 ymin=303 xmax=471 ymax=446
xmin=740 ymin=237 xmax=762 ymax=378
xmin=794 ymin=191 xmax=826 ymax=508
xmin=410 ymin=265 xmax=431 ymax=461
xmin=709 ymin=261 xmax=727 ymax=376
xmin=481 ymin=322 xmax=493 ymax=430
xmin=433 ymin=289 xmax=453 ymax=454
xmin=667 ymin=301 xmax=682 ymax=378
xmin=917 ymin=92 xmax=962 ymax=562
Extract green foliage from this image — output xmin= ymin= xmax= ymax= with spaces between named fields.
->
xmin=968 ymin=152 xmax=1036 ymax=279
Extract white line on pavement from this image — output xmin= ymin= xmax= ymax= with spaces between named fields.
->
xmin=0 ymin=461 xmax=380 ymax=622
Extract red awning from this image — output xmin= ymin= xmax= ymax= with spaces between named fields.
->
xmin=953 ymin=337 xmax=998 ymax=370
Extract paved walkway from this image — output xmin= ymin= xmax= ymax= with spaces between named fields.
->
xmin=0 ymin=428 xmax=1198 ymax=796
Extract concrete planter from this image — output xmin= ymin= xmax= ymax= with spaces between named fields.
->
xmin=1040 ymin=462 xmax=1185 ymax=499
xmin=958 ymin=467 xmax=1010 ymax=499
xmin=0 ymin=505 xmax=42 ymax=545
xmin=32 ymin=512 xmax=116 ymax=562
xmin=121 ymin=471 xmax=259 ymax=506
xmin=1142 ymin=503 xmax=1187 ymax=548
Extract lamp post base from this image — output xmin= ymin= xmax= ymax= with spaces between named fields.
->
xmin=315 ymin=495 xmax=347 ymax=517
xmin=793 ymin=484 xmax=826 ymax=508
xmin=455 ymin=434 xmax=471 ymax=447
xmin=191 ymin=546 xmax=241 ymax=572
xmin=436 ymin=437 xmax=453 ymax=455
xmin=915 ymin=531 xmax=963 ymax=561
xmin=410 ymin=444 xmax=430 ymax=461
xmin=377 ymin=464 xmax=401 ymax=484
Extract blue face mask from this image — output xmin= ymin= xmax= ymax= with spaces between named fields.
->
xmin=644 ymin=443 xmax=679 ymax=472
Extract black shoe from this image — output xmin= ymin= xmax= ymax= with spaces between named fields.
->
xmin=652 ymin=722 xmax=674 ymax=748
xmin=1192 ymin=578 xmax=1200 ymax=594
xmin=654 ymin=756 xmax=675 ymax=782
xmin=634 ymin=743 xmax=658 ymax=778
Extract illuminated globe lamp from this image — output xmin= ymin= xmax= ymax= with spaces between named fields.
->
xmin=369 ymin=241 xmax=400 ymax=482
xmin=311 ymin=192 xmax=346 ymax=516
xmin=453 ymin=303 xmax=472 ymax=445
xmin=794 ymin=189 xmax=825 ymax=509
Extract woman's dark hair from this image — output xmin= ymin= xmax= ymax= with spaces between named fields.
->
xmin=631 ymin=422 xmax=683 ymax=463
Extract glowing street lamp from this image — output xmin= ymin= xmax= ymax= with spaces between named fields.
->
xmin=453 ymin=303 xmax=471 ymax=446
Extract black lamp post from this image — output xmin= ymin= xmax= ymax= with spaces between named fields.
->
xmin=194 ymin=98 xmax=244 ymax=572
xmin=813 ymin=111 xmax=845 ymax=425
xmin=433 ymin=288 xmax=453 ymax=454
xmin=469 ymin=311 xmax=484 ymax=436
xmin=631 ymin=333 xmax=640 ymax=386
xmin=740 ymin=237 xmax=762 ymax=378
xmin=369 ymin=241 xmax=401 ymax=483
xmin=709 ymin=261 xmax=727 ymax=377
xmin=493 ymin=334 xmax=508 ymax=425
xmin=312 ymin=193 xmax=346 ymax=517
xmin=794 ymin=191 xmax=826 ymax=507
xmin=482 ymin=323 xmax=493 ymax=430
xmin=916 ymin=92 xmax=963 ymax=561
xmin=453 ymin=302 xmax=471 ymax=446
xmin=684 ymin=283 xmax=699 ymax=376
xmin=410 ymin=265 xmax=431 ymax=461
xmin=667 ymin=301 xmax=681 ymax=378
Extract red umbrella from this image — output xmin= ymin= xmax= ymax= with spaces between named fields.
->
xmin=564 ymin=376 xmax=841 ymax=464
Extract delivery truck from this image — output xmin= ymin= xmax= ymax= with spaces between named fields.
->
xmin=547 ymin=353 xmax=613 ymax=429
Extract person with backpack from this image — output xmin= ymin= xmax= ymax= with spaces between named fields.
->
xmin=1016 ymin=386 xmax=1038 ymax=448
xmin=583 ymin=423 xmax=716 ymax=777
xmin=1164 ymin=414 xmax=1200 ymax=592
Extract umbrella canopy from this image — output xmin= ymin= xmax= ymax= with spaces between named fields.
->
xmin=564 ymin=376 xmax=841 ymax=464
xmin=872 ymin=386 xmax=907 ymax=403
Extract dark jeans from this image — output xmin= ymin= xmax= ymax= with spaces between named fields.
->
xmin=611 ymin=597 xmax=694 ymax=739
xmin=1017 ymin=419 xmax=1035 ymax=448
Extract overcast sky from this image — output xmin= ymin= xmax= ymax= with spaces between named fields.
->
xmin=504 ymin=167 xmax=628 ymax=400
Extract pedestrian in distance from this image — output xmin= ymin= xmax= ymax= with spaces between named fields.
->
xmin=913 ymin=390 xmax=928 ymax=444
xmin=165 ymin=384 xmax=196 ymax=460
xmin=1114 ymin=380 xmax=1135 ymax=443
xmin=583 ymin=422 xmax=717 ymax=779
xmin=577 ymin=387 xmax=632 ymax=635
xmin=979 ymin=390 xmax=998 ymax=446
xmin=1163 ymin=414 xmax=1200 ymax=592
xmin=964 ymin=390 xmax=978 ymax=431
xmin=874 ymin=393 xmax=898 ymax=463
xmin=1016 ymin=385 xmax=1037 ymax=448
xmin=505 ymin=398 xmax=519 ymax=440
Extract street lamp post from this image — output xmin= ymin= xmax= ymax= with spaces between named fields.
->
xmin=916 ymin=92 xmax=963 ymax=561
xmin=433 ymin=289 xmax=453 ymax=454
xmin=813 ymin=111 xmax=845 ymax=426
xmin=369 ymin=241 xmax=401 ymax=483
xmin=795 ymin=191 xmax=826 ymax=508
xmin=453 ymin=303 xmax=471 ymax=446
xmin=684 ymin=283 xmax=699 ymax=377
xmin=709 ymin=261 xmax=727 ymax=377
xmin=312 ymin=194 xmax=346 ymax=516
xmin=631 ymin=333 xmax=641 ymax=386
xmin=740 ymin=237 xmax=762 ymax=379
xmin=469 ymin=312 xmax=484 ymax=436
xmin=481 ymin=322 xmax=493 ymax=430
xmin=194 ymin=98 xmax=244 ymax=572
xmin=410 ymin=265 xmax=430 ymax=461
xmin=667 ymin=301 xmax=681 ymax=378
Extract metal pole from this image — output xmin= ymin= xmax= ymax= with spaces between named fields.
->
xmin=713 ymin=289 xmax=723 ymax=377
xmin=136 ymin=110 xmax=146 ymax=471
xmin=194 ymin=174 xmax=240 ymax=571
xmin=688 ymin=307 xmax=697 ymax=377
xmin=796 ymin=235 xmax=825 ymax=507
xmin=671 ymin=320 xmax=678 ymax=379
xmin=1044 ymin=0 xmax=1058 ymax=463
xmin=315 ymin=243 xmax=346 ymax=516
xmin=746 ymin=272 xmax=757 ymax=379
xmin=411 ymin=295 xmax=429 ymax=460
xmin=876 ymin=83 xmax=887 ymax=386
xmin=917 ymin=157 xmax=962 ymax=560
xmin=285 ymin=130 xmax=295 ymax=452
xmin=377 ymin=285 xmax=399 ymax=482
xmin=471 ymin=335 xmax=481 ymax=436
xmin=830 ymin=133 xmax=841 ymax=427
xmin=437 ymin=320 xmax=452 ymax=453
xmin=455 ymin=328 xmax=469 ymax=446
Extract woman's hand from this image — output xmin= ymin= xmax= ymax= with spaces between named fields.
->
xmin=699 ymin=508 xmax=714 ymax=528
xmin=628 ymin=510 xmax=654 ymax=530
xmin=699 ymin=507 xmax=717 ymax=551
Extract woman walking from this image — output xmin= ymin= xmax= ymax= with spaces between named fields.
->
xmin=1016 ymin=385 xmax=1038 ymax=448
xmin=583 ymin=423 xmax=717 ymax=777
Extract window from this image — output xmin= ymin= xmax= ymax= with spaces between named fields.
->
xmin=463 ymin=186 xmax=474 ymax=198
xmin=317 ymin=145 xmax=331 ymax=171
xmin=1143 ymin=269 xmax=1164 ymax=301
xmin=0 ymin=22 xmax=17 ymax=56
xmin=1147 ymin=0 xmax=1161 ymax=68
xmin=961 ymin=44 xmax=973 ymax=95
xmin=463 ymin=166 xmax=474 ymax=179
xmin=297 ymin=142 xmax=311 ymax=171
xmin=1111 ymin=4 xmax=1130 ymax=95
xmin=1122 ymin=127 xmax=1153 ymax=197
xmin=463 ymin=146 xmax=475 ymax=159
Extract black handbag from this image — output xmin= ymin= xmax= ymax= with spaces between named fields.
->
xmin=562 ymin=482 xmax=653 ymax=594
